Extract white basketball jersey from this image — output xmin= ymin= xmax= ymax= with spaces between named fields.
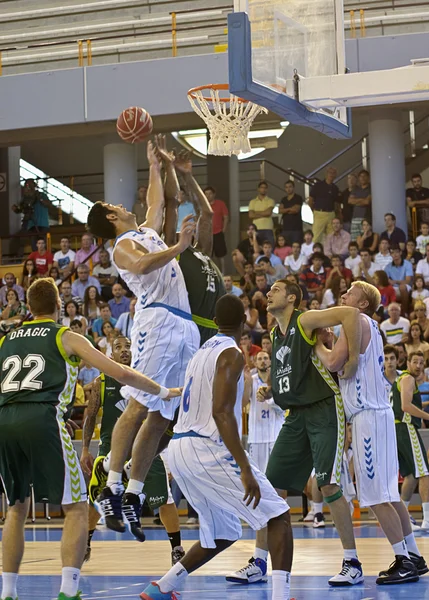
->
xmin=339 ymin=313 xmax=390 ymax=419
xmin=248 ymin=373 xmax=284 ymax=444
xmin=174 ymin=334 xmax=244 ymax=443
xmin=113 ymin=228 xmax=191 ymax=316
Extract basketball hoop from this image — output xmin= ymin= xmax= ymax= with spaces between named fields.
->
xmin=187 ymin=84 xmax=268 ymax=156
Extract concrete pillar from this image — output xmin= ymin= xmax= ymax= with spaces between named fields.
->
xmin=103 ymin=143 xmax=137 ymax=211
xmin=207 ymin=154 xmax=240 ymax=273
xmin=368 ymin=108 xmax=407 ymax=234
xmin=0 ymin=147 xmax=22 ymax=238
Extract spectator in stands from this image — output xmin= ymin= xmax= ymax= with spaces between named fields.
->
xmin=312 ymin=242 xmax=331 ymax=269
xmin=325 ymin=255 xmax=353 ymax=288
xmin=20 ymin=259 xmax=37 ymax=293
xmin=248 ymin=181 xmax=276 ymax=246
xmin=251 ymin=273 xmax=270 ymax=298
xmin=374 ymin=270 xmax=396 ymax=311
xmin=380 ymin=302 xmax=410 ymax=343
xmin=416 ymin=243 xmax=429 ymax=285
xmin=176 ymin=187 xmax=194 ymax=233
xmin=412 ymin=275 xmax=429 ymax=307
xmin=385 ymin=245 xmax=413 ymax=315
xmin=48 ymin=266 xmax=62 ymax=287
xmin=279 ymin=180 xmax=303 ymax=244
xmin=12 ymin=179 xmax=51 ymax=250
xmin=412 ymin=302 xmax=429 ymax=341
xmin=405 ymin=321 xmax=429 ymax=361
xmin=374 ymin=238 xmax=393 ymax=270
xmin=349 ymin=169 xmax=372 ymax=240
xmin=53 ymin=237 xmax=75 ymax=281
xmin=255 ymin=240 xmax=282 ymax=267
xmin=356 ymin=248 xmax=377 ymax=283
xmin=284 ymin=241 xmax=307 ymax=274
xmin=75 ymin=233 xmax=100 ymax=271
xmin=252 ymin=287 xmax=269 ymax=332
xmin=28 ymin=238 xmax=53 ymax=276
xmin=240 ymin=294 xmax=264 ymax=339
xmin=59 ymin=280 xmax=82 ymax=318
xmin=344 ymin=241 xmax=361 ymax=277
xmin=285 ymin=272 xmax=309 ymax=309
xmin=0 ymin=289 xmax=27 ymax=331
xmin=97 ymin=321 xmax=115 ymax=358
xmin=0 ymin=272 xmax=24 ymax=305
xmin=72 ymin=264 xmax=101 ymax=300
xmin=309 ymin=298 xmax=321 ymax=310
xmin=132 ymin=185 xmax=147 ymax=226
xmin=69 ymin=318 xmax=96 ymax=347
xmin=239 ymin=262 xmax=256 ymax=295
xmin=406 ymin=173 xmax=429 ymax=227
xmin=115 ymin=297 xmax=136 ymax=339
xmin=78 ymin=361 xmax=100 ymax=387
xmin=308 ymin=167 xmax=341 ymax=243
xmin=92 ymin=303 xmax=117 ymax=342
xmin=404 ymin=238 xmax=422 ymax=268
xmin=204 ymin=186 xmax=229 ymax=274
xmin=108 ymin=282 xmax=130 ymax=319
xmin=91 ymin=248 xmax=118 ymax=300
xmin=416 ymin=222 xmax=429 ymax=256
xmin=300 ymin=252 xmax=327 ymax=302
xmin=395 ymin=342 xmax=408 ymax=371
xmin=274 ymin=234 xmax=292 ymax=263
xmin=261 ymin=332 xmax=272 ymax=357
xmin=324 ymin=217 xmax=351 ymax=260
xmin=356 ymin=219 xmax=379 ymax=254
xmin=82 ymin=285 xmax=103 ymax=327
xmin=301 ymin=229 xmax=314 ymax=260
xmin=321 ymin=276 xmax=348 ymax=309
xmin=240 ymin=332 xmax=262 ymax=369
xmin=255 ymin=256 xmax=287 ymax=286
xmin=340 ymin=173 xmax=358 ymax=233
xmin=232 ymin=224 xmax=262 ymax=275
xmin=380 ymin=213 xmax=407 ymax=251
xmin=62 ymin=300 xmax=88 ymax=332
xmin=223 ymin=275 xmax=242 ymax=297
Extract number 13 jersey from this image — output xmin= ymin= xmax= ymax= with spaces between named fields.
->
xmin=174 ymin=334 xmax=244 ymax=444
xmin=271 ymin=310 xmax=339 ymax=410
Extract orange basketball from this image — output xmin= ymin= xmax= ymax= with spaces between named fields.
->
xmin=116 ymin=106 xmax=153 ymax=144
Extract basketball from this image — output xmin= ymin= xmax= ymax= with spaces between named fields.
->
xmin=116 ymin=106 xmax=153 ymax=144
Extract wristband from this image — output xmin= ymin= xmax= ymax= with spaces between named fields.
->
xmin=158 ymin=385 xmax=169 ymax=399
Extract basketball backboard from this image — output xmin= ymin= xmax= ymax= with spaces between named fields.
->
xmin=228 ymin=0 xmax=352 ymax=139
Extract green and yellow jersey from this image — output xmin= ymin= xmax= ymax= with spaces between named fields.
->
xmin=391 ymin=370 xmax=422 ymax=428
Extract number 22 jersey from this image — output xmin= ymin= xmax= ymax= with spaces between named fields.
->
xmin=271 ymin=310 xmax=339 ymax=410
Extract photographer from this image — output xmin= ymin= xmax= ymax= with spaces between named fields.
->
xmin=12 ymin=179 xmax=51 ymax=250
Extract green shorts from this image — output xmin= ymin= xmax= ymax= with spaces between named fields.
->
xmin=396 ymin=422 xmax=429 ymax=479
xmin=266 ymin=395 xmax=345 ymax=492
xmin=0 ymin=403 xmax=87 ymax=506
xmin=144 ymin=455 xmax=170 ymax=510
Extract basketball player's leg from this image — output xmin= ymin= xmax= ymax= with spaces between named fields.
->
xmin=1 ymin=498 xmax=30 ymax=573
xmin=108 ymin=398 xmax=148 ymax=475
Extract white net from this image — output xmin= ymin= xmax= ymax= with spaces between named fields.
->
xmin=187 ymin=87 xmax=268 ymax=156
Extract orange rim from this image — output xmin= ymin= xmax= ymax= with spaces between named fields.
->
xmin=188 ymin=83 xmax=249 ymax=103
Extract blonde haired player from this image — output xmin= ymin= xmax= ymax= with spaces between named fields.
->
xmin=316 ymin=281 xmax=426 ymax=584
xmin=227 ymin=350 xmax=285 ymax=584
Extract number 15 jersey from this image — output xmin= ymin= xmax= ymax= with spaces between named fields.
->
xmin=174 ymin=334 xmax=244 ymax=444
xmin=271 ymin=310 xmax=339 ymax=410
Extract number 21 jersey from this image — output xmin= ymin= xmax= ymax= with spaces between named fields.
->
xmin=271 ymin=310 xmax=339 ymax=410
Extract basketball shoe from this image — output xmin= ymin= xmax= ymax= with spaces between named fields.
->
xmin=376 ymin=556 xmax=419 ymax=584
xmin=57 ymin=593 xmax=83 ymax=600
xmin=140 ymin=582 xmax=180 ymax=600
xmin=409 ymin=552 xmax=429 ymax=576
xmin=95 ymin=486 xmax=126 ymax=533
xmin=122 ymin=492 xmax=146 ymax=542
xmin=313 ymin=512 xmax=325 ymax=528
xmin=226 ymin=557 xmax=268 ymax=584
xmin=171 ymin=546 xmax=185 ymax=565
xmin=88 ymin=456 xmax=108 ymax=505
xmin=329 ymin=559 xmax=364 ymax=586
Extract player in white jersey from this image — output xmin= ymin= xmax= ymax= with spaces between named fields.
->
xmin=140 ymin=294 xmax=293 ymax=600
xmin=86 ymin=143 xmax=200 ymax=541
xmin=316 ymin=281 xmax=425 ymax=585
xmin=226 ymin=350 xmax=285 ymax=585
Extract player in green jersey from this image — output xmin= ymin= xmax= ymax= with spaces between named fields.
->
xmin=80 ymin=336 xmax=185 ymax=565
xmin=390 ymin=351 xmax=429 ymax=530
xmin=259 ymin=278 xmax=364 ymax=587
xmin=0 ymin=279 xmax=181 ymax=600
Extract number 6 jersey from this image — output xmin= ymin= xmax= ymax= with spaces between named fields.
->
xmin=0 ymin=319 xmax=79 ymax=413
xmin=271 ymin=309 xmax=339 ymax=409
xmin=174 ymin=333 xmax=244 ymax=444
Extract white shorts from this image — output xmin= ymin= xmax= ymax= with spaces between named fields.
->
xmin=248 ymin=442 xmax=276 ymax=474
xmin=340 ymin=452 xmax=356 ymax=504
xmin=121 ymin=307 xmax=200 ymax=420
xmin=168 ymin=435 xmax=289 ymax=549
xmin=352 ymin=408 xmax=400 ymax=508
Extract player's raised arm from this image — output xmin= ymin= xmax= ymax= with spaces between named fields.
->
xmin=114 ymin=214 xmax=196 ymax=275
xmin=62 ymin=330 xmax=181 ymax=399
xmin=142 ymin=140 xmax=165 ymax=234
xmin=212 ymin=347 xmax=261 ymax=508
xmin=81 ymin=375 xmax=102 ymax=476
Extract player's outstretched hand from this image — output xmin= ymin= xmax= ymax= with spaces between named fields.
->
xmin=340 ymin=356 xmax=359 ymax=380
xmin=256 ymin=385 xmax=271 ymax=402
xmin=80 ymin=449 xmax=95 ymax=477
xmin=147 ymin=139 xmax=161 ymax=167
xmin=154 ymin=134 xmax=175 ymax=165
xmin=316 ymin=327 xmax=334 ymax=349
xmin=174 ymin=150 xmax=193 ymax=175
xmin=177 ymin=213 xmax=196 ymax=251
xmin=242 ymin=466 xmax=261 ymax=509
xmin=167 ymin=387 xmax=183 ymax=399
